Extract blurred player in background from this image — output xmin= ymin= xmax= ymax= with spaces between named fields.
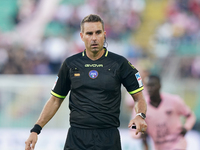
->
xmin=131 ymin=75 xmax=196 ymax=150
xmin=25 ymin=14 xmax=147 ymax=150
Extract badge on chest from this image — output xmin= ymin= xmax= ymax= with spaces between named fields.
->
xmin=89 ymin=70 xmax=98 ymax=79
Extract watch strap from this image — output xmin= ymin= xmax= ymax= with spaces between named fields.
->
xmin=136 ymin=113 xmax=146 ymax=119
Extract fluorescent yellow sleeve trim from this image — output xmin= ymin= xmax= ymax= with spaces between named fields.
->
xmin=129 ymin=87 xmax=144 ymax=95
xmin=51 ymin=91 xmax=66 ymax=99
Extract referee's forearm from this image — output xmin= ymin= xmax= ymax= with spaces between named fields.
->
xmin=35 ymin=95 xmax=64 ymax=128
xmin=132 ymin=92 xmax=147 ymax=114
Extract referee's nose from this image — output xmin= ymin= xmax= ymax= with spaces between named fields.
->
xmin=92 ymin=34 xmax=97 ymax=41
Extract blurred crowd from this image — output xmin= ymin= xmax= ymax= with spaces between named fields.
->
xmin=179 ymin=56 xmax=200 ymax=79
xmin=0 ymin=0 xmax=146 ymax=74
xmin=153 ymin=0 xmax=200 ymax=78
xmin=0 ymin=0 xmax=200 ymax=79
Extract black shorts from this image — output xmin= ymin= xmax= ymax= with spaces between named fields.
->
xmin=64 ymin=126 xmax=122 ymax=150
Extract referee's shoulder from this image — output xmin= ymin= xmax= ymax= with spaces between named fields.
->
xmin=107 ymin=51 xmax=127 ymax=63
xmin=64 ymin=52 xmax=82 ymax=63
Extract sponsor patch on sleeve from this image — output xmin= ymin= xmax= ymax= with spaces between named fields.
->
xmin=52 ymin=76 xmax=58 ymax=90
xmin=135 ymin=72 xmax=143 ymax=87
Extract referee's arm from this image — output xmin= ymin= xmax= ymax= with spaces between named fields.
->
xmin=35 ymin=95 xmax=64 ymax=127
xmin=131 ymin=91 xmax=147 ymax=115
xmin=25 ymin=95 xmax=64 ymax=150
xmin=128 ymin=91 xmax=147 ymax=135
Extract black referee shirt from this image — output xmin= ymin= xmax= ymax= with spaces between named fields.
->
xmin=51 ymin=48 xmax=143 ymax=129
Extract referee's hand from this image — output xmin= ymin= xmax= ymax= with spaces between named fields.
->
xmin=128 ymin=115 xmax=147 ymax=135
xmin=25 ymin=132 xmax=38 ymax=150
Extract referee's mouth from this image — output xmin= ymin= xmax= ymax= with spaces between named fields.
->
xmin=91 ymin=44 xmax=98 ymax=47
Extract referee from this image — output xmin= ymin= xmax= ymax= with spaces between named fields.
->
xmin=25 ymin=14 xmax=147 ymax=150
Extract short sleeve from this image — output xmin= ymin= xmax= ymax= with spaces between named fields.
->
xmin=120 ymin=59 xmax=143 ymax=94
xmin=51 ymin=60 xmax=71 ymax=99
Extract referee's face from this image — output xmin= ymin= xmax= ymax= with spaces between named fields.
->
xmin=80 ymin=22 xmax=106 ymax=55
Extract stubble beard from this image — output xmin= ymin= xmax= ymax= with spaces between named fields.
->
xmin=91 ymin=46 xmax=104 ymax=55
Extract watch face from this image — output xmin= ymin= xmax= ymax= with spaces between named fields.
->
xmin=141 ymin=113 xmax=146 ymax=118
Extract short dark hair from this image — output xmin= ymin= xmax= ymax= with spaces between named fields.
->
xmin=148 ymin=75 xmax=161 ymax=83
xmin=80 ymin=14 xmax=104 ymax=33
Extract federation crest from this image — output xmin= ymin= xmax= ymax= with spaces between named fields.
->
xmin=52 ymin=76 xmax=58 ymax=90
xmin=89 ymin=70 xmax=98 ymax=79
xmin=135 ymin=72 xmax=143 ymax=87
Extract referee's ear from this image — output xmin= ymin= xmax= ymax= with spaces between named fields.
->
xmin=80 ymin=32 xmax=84 ymax=42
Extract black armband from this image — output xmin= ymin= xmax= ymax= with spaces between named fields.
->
xmin=30 ymin=124 xmax=42 ymax=135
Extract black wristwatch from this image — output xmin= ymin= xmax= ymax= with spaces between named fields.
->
xmin=136 ymin=113 xmax=146 ymax=119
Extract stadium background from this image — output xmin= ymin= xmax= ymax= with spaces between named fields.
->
xmin=0 ymin=0 xmax=200 ymax=149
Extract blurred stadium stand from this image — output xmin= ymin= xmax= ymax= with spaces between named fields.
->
xmin=0 ymin=0 xmax=200 ymax=149
xmin=0 ymin=0 xmax=17 ymax=31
